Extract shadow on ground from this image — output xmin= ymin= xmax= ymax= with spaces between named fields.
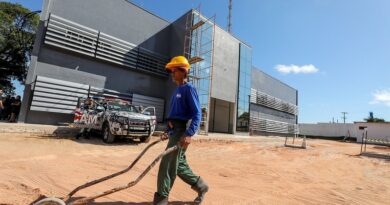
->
xmin=27 ymin=133 xmax=153 ymax=147
xmin=23 ymin=126 xmax=157 ymax=147
xmin=91 ymin=201 xmax=196 ymax=205
xmin=30 ymin=195 xmax=196 ymax=205
xmin=359 ymin=152 xmax=390 ymax=161
xmin=346 ymin=151 xmax=390 ymax=161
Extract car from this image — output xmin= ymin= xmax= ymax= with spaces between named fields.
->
xmin=73 ymin=97 xmax=156 ymax=143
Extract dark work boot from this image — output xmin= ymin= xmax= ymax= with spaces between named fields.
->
xmin=191 ymin=177 xmax=209 ymax=204
xmin=153 ymin=192 xmax=168 ymax=205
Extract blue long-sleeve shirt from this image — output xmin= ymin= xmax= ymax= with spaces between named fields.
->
xmin=167 ymin=83 xmax=201 ymax=136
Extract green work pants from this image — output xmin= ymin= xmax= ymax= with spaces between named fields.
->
xmin=157 ymin=127 xmax=199 ymax=197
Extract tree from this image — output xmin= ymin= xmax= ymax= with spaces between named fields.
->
xmin=364 ymin=112 xmax=385 ymax=123
xmin=0 ymin=2 xmax=39 ymax=93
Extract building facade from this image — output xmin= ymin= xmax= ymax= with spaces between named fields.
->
xmin=20 ymin=0 xmax=298 ymax=136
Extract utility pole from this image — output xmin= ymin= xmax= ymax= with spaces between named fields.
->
xmin=227 ymin=0 xmax=232 ymax=33
xmin=341 ymin=112 xmax=348 ymax=123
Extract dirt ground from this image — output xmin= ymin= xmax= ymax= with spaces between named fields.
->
xmin=0 ymin=133 xmax=389 ymax=205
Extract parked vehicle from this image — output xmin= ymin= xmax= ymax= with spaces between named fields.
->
xmin=73 ymin=97 xmax=156 ymax=143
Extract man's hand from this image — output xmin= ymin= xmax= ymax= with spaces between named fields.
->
xmin=180 ymin=136 xmax=191 ymax=149
xmin=160 ymin=132 xmax=169 ymax=141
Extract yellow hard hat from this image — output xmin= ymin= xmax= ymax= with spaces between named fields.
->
xmin=165 ymin=56 xmax=190 ymax=73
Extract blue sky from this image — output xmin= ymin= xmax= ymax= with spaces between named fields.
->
xmin=7 ymin=0 xmax=390 ymax=123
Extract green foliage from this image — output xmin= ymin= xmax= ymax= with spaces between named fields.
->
xmin=0 ymin=2 xmax=39 ymax=92
xmin=364 ymin=112 xmax=385 ymax=122
xmin=238 ymin=112 xmax=249 ymax=119
xmin=365 ymin=118 xmax=385 ymax=123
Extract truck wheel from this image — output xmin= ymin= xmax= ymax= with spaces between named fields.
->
xmin=33 ymin=197 xmax=66 ymax=205
xmin=103 ymin=124 xmax=115 ymax=143
xmin=140 ymin=135 xmax=151 ymax=143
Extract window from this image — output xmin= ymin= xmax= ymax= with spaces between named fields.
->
xmin=236 ymin=44 xmax=252 ymax=132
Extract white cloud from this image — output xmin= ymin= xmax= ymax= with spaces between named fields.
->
xmin=370 ymin=89 xmax=390 ymax=106
xmin=275 ymin=64 xmax=319 ymax=74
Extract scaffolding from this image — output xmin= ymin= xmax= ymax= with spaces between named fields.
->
xmin=183 ymin=8 xmax=216 ymax=135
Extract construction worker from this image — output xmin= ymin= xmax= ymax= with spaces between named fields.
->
xmin=153 ymin=56 xmax=209 ymax=205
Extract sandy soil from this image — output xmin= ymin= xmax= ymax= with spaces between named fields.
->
xmin=0 ymin=133 xmax=388 ymax=205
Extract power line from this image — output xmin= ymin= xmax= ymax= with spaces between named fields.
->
xmin=341 ymin=112 xmax=348 ymax=123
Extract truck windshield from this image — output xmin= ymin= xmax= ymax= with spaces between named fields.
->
xmin=107 ymin=102 xmax=139 ymax=113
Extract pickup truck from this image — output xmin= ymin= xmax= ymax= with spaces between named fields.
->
xmin=73 ymin=98 xmax=156 ymax=143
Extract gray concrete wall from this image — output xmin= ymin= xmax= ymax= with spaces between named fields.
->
xmin=211 ymin=26 xmax=240 ymax=103
xmin=37 ymin=48 xmax=167 ymax=97
xmin=168 ymin=11 xmax=189 ymax=57
xmin=19 ymin=0 xmax=50 ymax=123
xmin=251 ymin=68 xmax=297 ymax=104
xmin=20 ymin=0 xmax=177 ymax=124
xmin=162 ymin=11 xmax=190 ymax=117
xmin=32 ymin=59 xmax=106 ymax=88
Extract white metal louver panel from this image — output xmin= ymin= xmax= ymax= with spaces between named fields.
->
xmin=96 ymin=32 xmax=138 ymax=69
xmin=137 ymin=50 xmax=168 ymax=76
xmin=250 ymin=88 xmax=298 ymax=115
xmin=29 ymin=106 xmax=74 ymax=114
xmin=44 ymin=14 xmax=98 ymax=57
xmin=97 ymin=32 xmax=168 ymax=77
xmin=132 ymin=94 xmax=165 ymax=122
xmin=250 ymin=88 xmax=257 ymax=103
xmin=44 ymin=14 xmax=169 ymax=77
xmin=30 ymin=76 xmax=90 ymax=114
xmin=89 ymin=87 xmax=133 ymax=101
xmin=250 ymin=116 xmax=299 ymax=134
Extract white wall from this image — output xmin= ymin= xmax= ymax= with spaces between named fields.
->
xmin=299 ymin=122 xmax=390 ymax=143
xmin=354 ymin=122 xmax=390 ymax=143
xmin=299 ymin=123 xmax=358 ymax=137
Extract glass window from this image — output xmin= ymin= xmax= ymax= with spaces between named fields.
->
xmin=237 ymin=43 xmax=252 ymax=132
xmin=243 ymin=103 xmax=248 ymax=112
xmin=242 ymin=46 xmax=248 ymax=57
xmin=243 ymin=89 xmax=250 ymax=101
xmin=193 ymin=14 xmax=199 ymax=23
xmin=245 ymin=74 xmax=251 ymax=89
xmin=189 ymin=11 xmax=215 ymax=133
xmin=245 ymin=62 xmax=249 ymax=74
xmin=202 ymin=95 xmax=208 ymax=105
xmin=248 ymin=65 xmax=252 ymax=74
xmin=243 ymin=62 xmax=248 ymax=74
xmin=205 ymin=76 xmax=210 ymax=85
xmin=201 ymin=41 xmax=212 ymax=52
xmin=199 ymin=95 xmax=204 ymax=105
xmin=201 ymin=51 xmax=212 ymax=62
xmin=239 ymin=59 xmax=244 ymax=71
xmin=237 ymin=108 xmax=244 ymax=118
xmin=239 ymin=87 xmax=245 ymax=100
xmin=238 ymin=73 xmax=244 ymax=86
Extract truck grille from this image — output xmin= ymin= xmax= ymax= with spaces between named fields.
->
xmin=129 ymin=120 xmax=146 ymax=126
